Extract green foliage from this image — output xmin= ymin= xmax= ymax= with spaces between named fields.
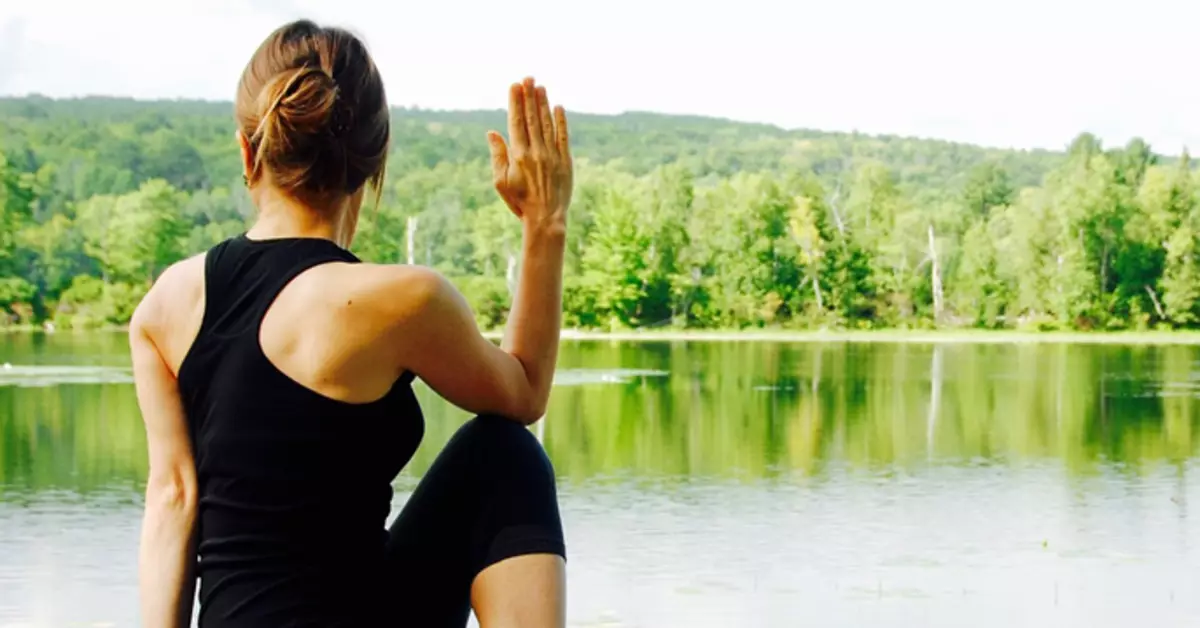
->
xmin=0 ymin=97 xmax=1196 ymax=330
xmin=455 ymin=276 xmax=511 ymax=330
xmin=53 ymin=275 xmax=145 ymax=328
xmin=579 ymin=187 xmax=650 ymax=328
xmin=75 ymin=179 xmax=189 ymax=284
xmin=1160 ymin=225 xmax=1200 ymax=324
xmin=0 ymin=277 xmax=36 ymax=324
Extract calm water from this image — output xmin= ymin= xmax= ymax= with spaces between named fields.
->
xmin=1 ymin=333 xmax=1199 ymax=628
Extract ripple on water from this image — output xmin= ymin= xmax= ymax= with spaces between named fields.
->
xmin=0 ymin=365 xmax=134 ymax=388
xmin=0 ymin=365 xmax=667 ymax=389
xmin=551 ymin=368 xmax=669 ymax=387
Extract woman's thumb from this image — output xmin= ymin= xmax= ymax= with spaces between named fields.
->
xmin=487 ymin=131 xmax=508 ymax=187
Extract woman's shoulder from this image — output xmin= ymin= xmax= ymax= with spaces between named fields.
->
xmin=335 ymin=262 xmax=460 ymax=322
xmin=285 ymin=262 xmax=470 ymax=373
xmin=132 ymin=252 xmax=208 ymax=374
xmin=137 ymin=253 xmax=207 ymax=326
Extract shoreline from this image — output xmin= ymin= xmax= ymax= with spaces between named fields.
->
xmin=7 ymin=325 xmax=1200 ymax=346
xmin=482 ymin=328 xmax=1200 ymax=346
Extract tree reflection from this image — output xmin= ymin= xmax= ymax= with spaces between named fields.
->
xmin=1 ymin=339 xmax=1197 ymax=497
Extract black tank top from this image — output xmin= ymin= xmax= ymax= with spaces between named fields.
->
xmin=177 ymin=234 xmax=425 ymax=626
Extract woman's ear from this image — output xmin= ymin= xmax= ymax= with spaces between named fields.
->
xmin=236 ymin=130 xmax=254 ymax=183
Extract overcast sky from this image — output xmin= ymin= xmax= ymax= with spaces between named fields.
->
xmin=1 ymin=0 xmax=1197 ymax=153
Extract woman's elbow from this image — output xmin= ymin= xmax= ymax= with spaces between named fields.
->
xmin=515 ymin=405 xmax=547 ymax=426
xmin=490 ymin=373 xmax=548 ymax=425
xmin=145 ymin=470 xmax=198 ymax=517
xmin=503 ymin=394 xmax=547 ymax=426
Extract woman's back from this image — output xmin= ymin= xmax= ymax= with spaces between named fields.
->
xmin=132 ymin=18 xmax=574 ymax=628
xmin=175 ymin=235 xmax=424 ymax=624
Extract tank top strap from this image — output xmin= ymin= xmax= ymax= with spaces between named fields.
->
xmin=247 ymin=237 xmax=361 ymax=323
xmin=198 ymin=234 xmax=360 ymax=340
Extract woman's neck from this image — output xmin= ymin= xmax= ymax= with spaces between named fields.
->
xmin=245 ymin=186 xmax=354 ymax=248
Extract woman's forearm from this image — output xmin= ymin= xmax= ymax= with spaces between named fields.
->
xmin=501 ymin=223 xmax=565 ymax=417
xmin=139 ymin=485 xmax=198 ymax=628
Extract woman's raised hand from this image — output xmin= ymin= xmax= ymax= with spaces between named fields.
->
xmin=486 ymin=78 xmax=573 ymax=235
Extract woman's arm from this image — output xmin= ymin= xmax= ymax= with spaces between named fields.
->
xmin=130 ymin=290 xmax=199 ymax=628
xmin=391 ymin=78 xmax=572 ymax=423
xmin=492 ymin=78 xmax=572 ymax=402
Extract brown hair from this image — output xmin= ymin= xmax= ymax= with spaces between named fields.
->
xmin=236 ymin=20 xmax=389 ymax=203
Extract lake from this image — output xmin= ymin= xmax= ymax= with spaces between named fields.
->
xmin=1 ymin=333 xmax=1198 ymax=627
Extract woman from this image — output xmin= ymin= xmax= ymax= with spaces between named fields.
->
xmin=129 ymin=19 xmax=571 ymax=628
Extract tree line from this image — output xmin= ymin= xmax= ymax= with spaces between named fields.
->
xmin=0 ymin=96 xmax=1195 ymax=331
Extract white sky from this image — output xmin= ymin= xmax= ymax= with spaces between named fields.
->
xmin=1 ymin=0 xmax=1197 ymax=152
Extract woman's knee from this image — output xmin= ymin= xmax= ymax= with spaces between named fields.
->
xmin=458 ymin=415 xmax=548 ymax=453
xmin=447 ymin=415 xmax=557 ymax=482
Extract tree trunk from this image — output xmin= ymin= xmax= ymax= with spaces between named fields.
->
xmin=405 ymin=215 xmax=417 ymax=265
xmin=827 ymin=180 xmax=847 ymax=237
xmin=928 ymin=224 xmax=943 ymax=323
xmin=1145 ymin=284 xmax=1167 ymax=319
xmin=1100 ymin=242 xmax=1110 ymax=302
xmin=811 ymin=274 xmax=824 ymax=312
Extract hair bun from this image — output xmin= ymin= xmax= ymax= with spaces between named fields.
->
xmin=269 ymin=66 xmax=339 ymax=137
xmin=236 ymin=20 xmax=390 ymax=201
xmin=252 ymin=66 xmax=346 ymax=193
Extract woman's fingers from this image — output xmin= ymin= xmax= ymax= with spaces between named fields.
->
xmin=536 ymin=87 xmax=556 ymax=157
xmin=508 ymin=83 xmax=528 ymax=152
xmin=553 ymin=105 xmax=570 ymax=164
xmin=522 ymin=77 xmax=545 ymax=154
xmin=489 ymin=79 xmax=572 ymax=224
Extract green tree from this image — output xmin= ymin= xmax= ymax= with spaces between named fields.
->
xmin=962 ymin=162 xmax=1014 ymax=217
xmin=1160 ymin=225 xmax=1200 ymax=324
xmin=76 ymin=179 xmax=188 ymax=284
xmin=0 ymin=154 xmax=35 ymax=277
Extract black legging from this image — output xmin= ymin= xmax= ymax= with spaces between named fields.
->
xmin=383 ymin=415 xmax=566 ymax=626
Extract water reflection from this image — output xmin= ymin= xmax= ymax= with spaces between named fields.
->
xmin=2 ymin=338 xmax=1200 ymax=495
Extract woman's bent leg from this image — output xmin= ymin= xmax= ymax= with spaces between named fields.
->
xmin=384 ymin=415 xmax=565 ymax=628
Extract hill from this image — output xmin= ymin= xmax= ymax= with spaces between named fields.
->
xmin=0 ymin=95 xmax=1067 ymax=196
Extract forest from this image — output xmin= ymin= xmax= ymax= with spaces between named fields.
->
xmin=0 ymin=95 xmax=1196 ymax=332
